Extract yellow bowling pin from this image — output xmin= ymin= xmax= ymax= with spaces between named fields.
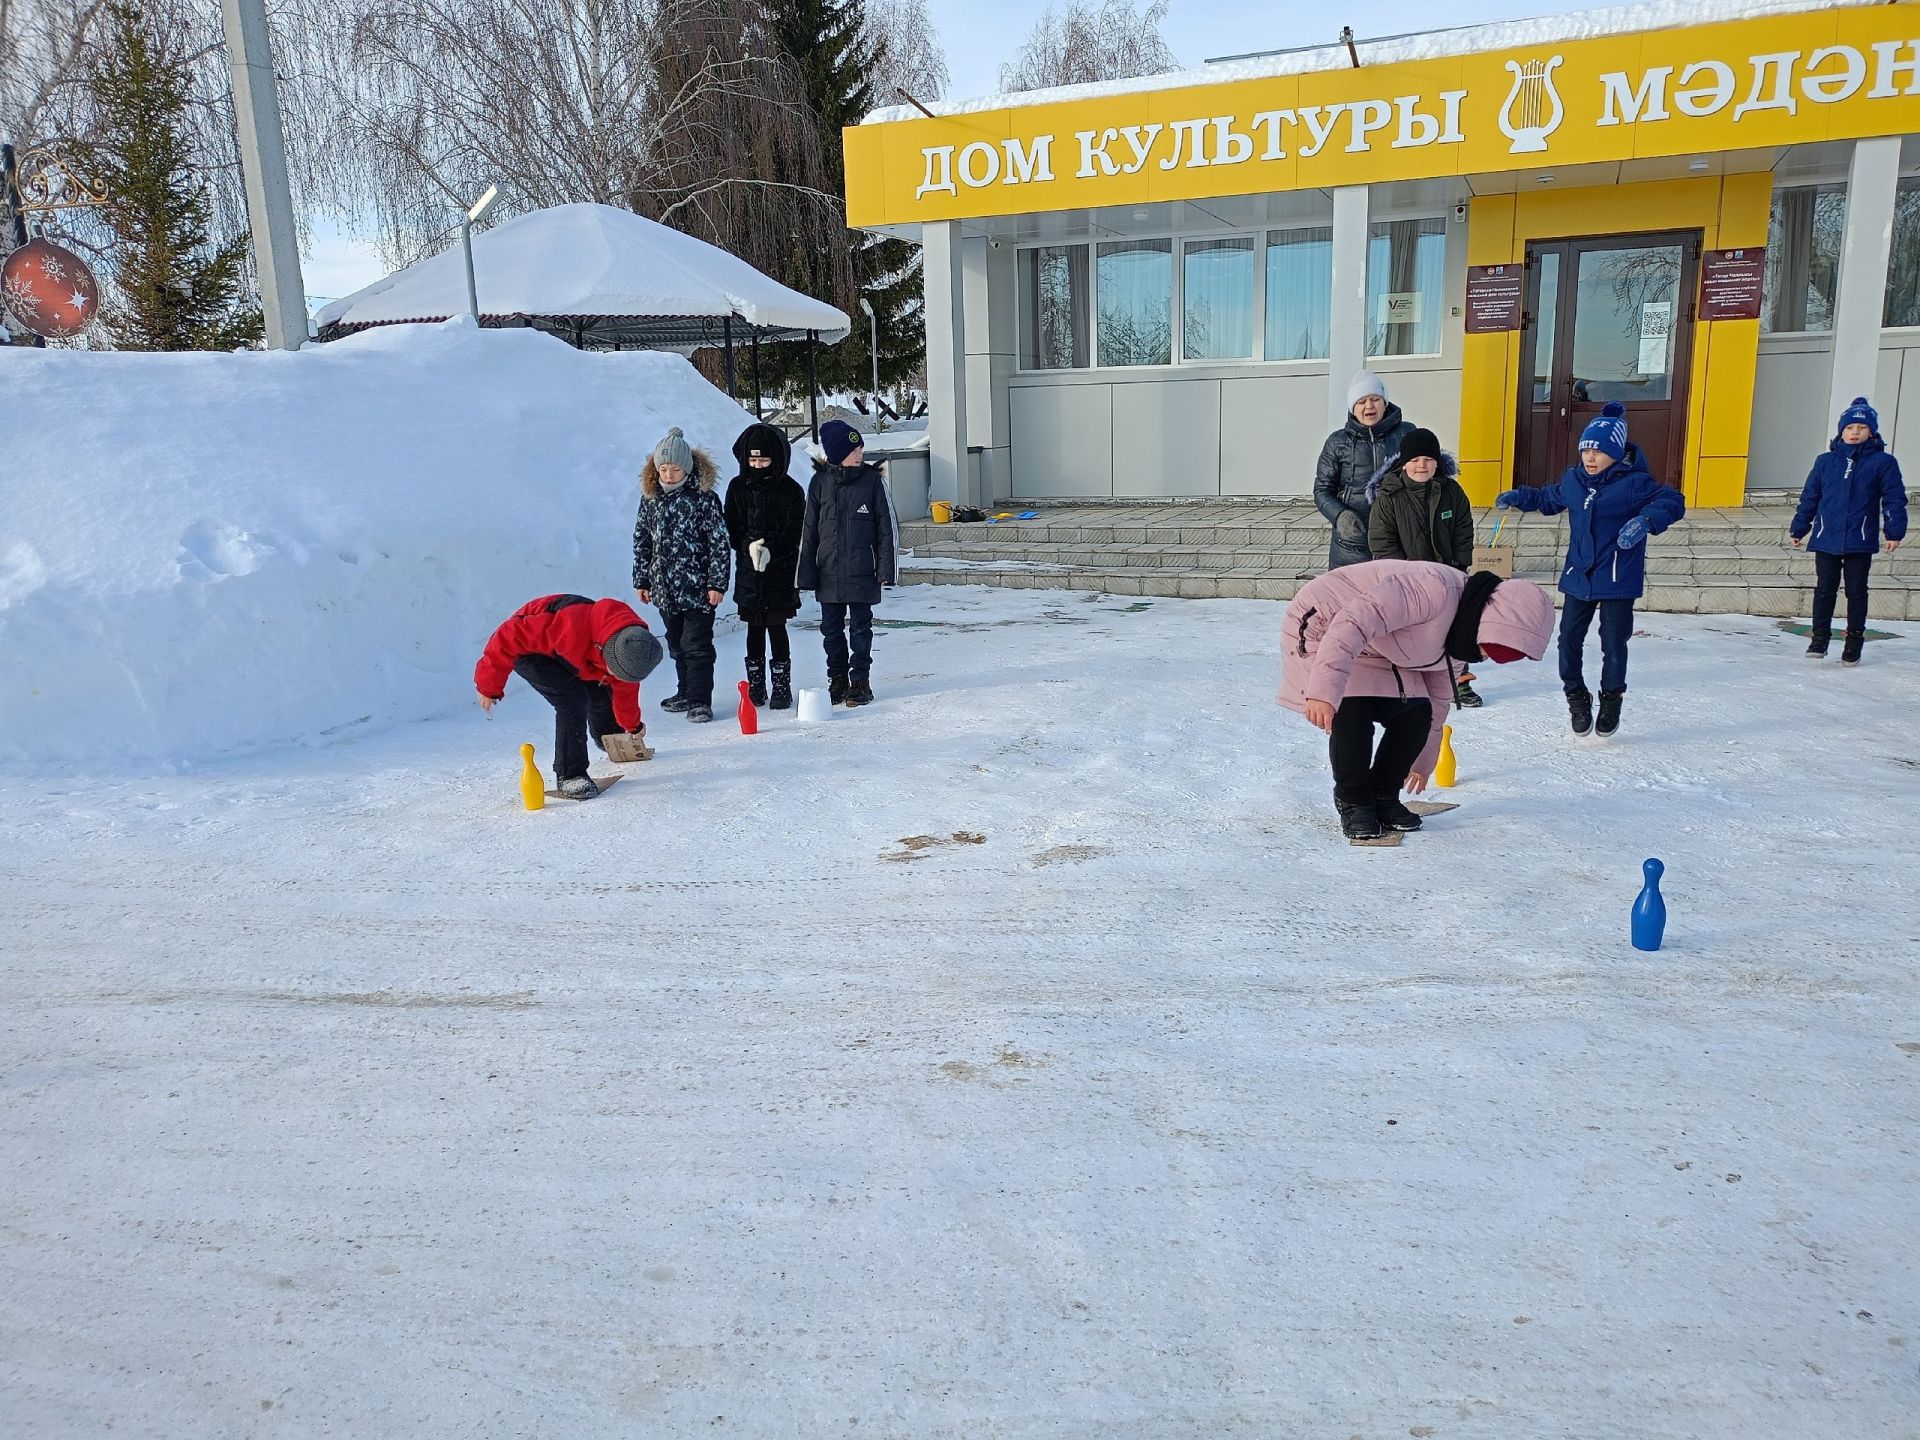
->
xmin=1434 ymin=724 xmax=1457 ymax=789
xmin=519 ymin=742 xmax=545 ymax=811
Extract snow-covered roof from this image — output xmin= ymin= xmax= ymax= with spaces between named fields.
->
xmin=315 ymin=203 xmax=850 ymax=343
xmin=864 ymin=0 xmax=1882 ymax=124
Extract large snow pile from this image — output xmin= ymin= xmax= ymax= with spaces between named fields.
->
xmin=0 ymin=320 xmax=754 ymax=765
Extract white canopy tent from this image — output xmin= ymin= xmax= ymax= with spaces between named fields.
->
xmin=314 ymin=203 xmax=851 ymax=422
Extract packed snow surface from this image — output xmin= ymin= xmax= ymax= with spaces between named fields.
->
xmin=3 ymin=583 xmax=1917 ymax=1436
xmin=0 ymin=320 xmax=757 ymax=766
xmin=866 ymin=0 xmax=1886 ymax=122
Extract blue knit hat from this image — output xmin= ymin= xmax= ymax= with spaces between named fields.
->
xmin=1578 ymin=401 xmax=1628 ymax=462
xmin=820 ymin=419 xmax=864 ymax=465
xmin=1837 ymin=396 xmax=1880 ymax=436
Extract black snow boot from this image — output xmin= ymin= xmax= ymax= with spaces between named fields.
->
xmin=746 ymin=659 xmax=767 ymax=707
xmin=828 ymin=671 xmax=849 ymax=705
xmin=1841 ymin=631 xmax=1865 ymax=665
xmin=1805 ymin=629 xmax=1830 ymax=658
xmin=1336 ymin=797 xmax=1382 ymax=841
xmin=1567 ymin=687 xmax=1594 ymax=737
xmin=846 ymin=673 xmax=875 ymax=708
xmin=688 ymin=702 xmax=713 ymax=723
xmin=558 ymin=775 xmax=601 ymax=800
xmin=1376 ymin=794 xmax=1423 ymax=832
xmin=1595 ymin=690 xmax=1624 ymax=737
xmin=1454 ymin=678 xmax=1484 ymax=708
xmin=769 ymin=660 xmax=793 ymax=710
xmin=658 ymin=692 xmax=691 ymax=714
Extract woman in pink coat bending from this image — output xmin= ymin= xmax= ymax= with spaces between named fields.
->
xmin=1279 ymin=562 xmax=1555 ymax=841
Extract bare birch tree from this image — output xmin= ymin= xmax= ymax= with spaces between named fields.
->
xmin=999 ymin=0 xmax=1177 ymax=94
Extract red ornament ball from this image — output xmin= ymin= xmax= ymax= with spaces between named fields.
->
xmin=2 ymin=237 xmax=101 ymax=339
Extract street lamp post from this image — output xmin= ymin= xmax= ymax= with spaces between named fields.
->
xmin=461 ymin=184 xmax=498 ymax=320
xmin=857 ymin=295 xmax=881 ymax=427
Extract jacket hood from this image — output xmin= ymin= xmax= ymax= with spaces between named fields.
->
xmin=732 ymin=423 xmax=792 ymax=477
xmin=812 ymin=456 xmax=883 ymax=481
xmin=1367 ymin=449 xmax=1459 ymax=504
xmin=1345 ymin=401 xmax=1405 ymax=439
xmin=1477 ymin=578 xmax=1556 ymax=661
xmin=1829 ymin=431 xmax=1887 ymax=457
xmin=1579 ymin=441 xmax=1651 ymax=489
xmin=641 ymin=447 xmax=720 ymax=498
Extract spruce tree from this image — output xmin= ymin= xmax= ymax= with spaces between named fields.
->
xmin=83 ymin=2 xmax=262 ymax=351
xmin=760 ymin=0 xmax=923 ymax=406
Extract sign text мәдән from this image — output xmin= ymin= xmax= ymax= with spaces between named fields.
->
xmin=909 ymin=33 xmax=1920 ymax=202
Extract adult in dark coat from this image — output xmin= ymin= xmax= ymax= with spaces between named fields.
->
xmin=724 ymin=423 xmax=807 ymax=709
xmin=797 ymin=419 xmax=895 ymax=707
xmin=1314 ymin=369 xmax=1416 ymax=570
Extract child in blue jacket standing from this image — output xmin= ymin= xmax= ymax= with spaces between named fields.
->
xmin=1790 ymin=396 xmax=1907 ymax=664
xmin=1498 ymin=401 xmax=1686 ymax=738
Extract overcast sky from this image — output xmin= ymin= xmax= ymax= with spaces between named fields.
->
xmin=302 ymin=0 xmax=1622 ymax=304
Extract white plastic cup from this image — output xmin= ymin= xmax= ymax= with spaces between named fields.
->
xmin=797 ymin=687 xmax=831 ymax=723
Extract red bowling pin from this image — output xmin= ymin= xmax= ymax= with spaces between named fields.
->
xmin=737 ymin=680 xmax=759 ymax=735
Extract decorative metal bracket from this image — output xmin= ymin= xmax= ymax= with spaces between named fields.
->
xmin=15 ymin=146 xmax=110 ymax=214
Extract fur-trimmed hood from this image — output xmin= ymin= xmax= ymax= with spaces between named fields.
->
xmin=641 ymin=447 xmax=720 ymax=498
xmin=1367 ymin=448 xmax=1459 ymax=505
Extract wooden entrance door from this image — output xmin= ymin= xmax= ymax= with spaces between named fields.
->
xmin=1517 ymin=231 xmax=1700 ymax=489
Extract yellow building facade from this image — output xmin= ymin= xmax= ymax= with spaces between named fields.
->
xmin=844 ymin=4 xmax=1920 ymax=511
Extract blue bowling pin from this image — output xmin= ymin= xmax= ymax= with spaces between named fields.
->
xmin=1631 ymin=858 xmax=1667 ymax=952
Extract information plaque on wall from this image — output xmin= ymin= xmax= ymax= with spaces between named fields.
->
xmin=1465 ymin=264 xmax=1525 ymax=334
xmin=1699 ymin=248 xmax=1767 ymax=321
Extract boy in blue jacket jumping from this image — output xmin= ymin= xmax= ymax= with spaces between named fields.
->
xmin=1498 ymin=401 xmax=1686 ymax=737
xmin=1790 ymin=396 xmax=1907 ymax=664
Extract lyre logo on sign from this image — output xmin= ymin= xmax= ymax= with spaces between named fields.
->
xmin=1499 ymin=56 xmax=1565 ymax=154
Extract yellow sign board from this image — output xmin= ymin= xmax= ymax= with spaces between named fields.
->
xmin=845 ymin=8 xmax=1920 ymax=227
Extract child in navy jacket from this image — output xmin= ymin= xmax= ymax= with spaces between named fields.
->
xmin=1498 ymin=401 xmax=1686 ymax=738
xmin=1790 ymin=396 xmax=1907 ymax=664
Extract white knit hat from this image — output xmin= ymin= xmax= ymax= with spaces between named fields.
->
xmin=1346 ymin=370 xmax=1388 ymax=410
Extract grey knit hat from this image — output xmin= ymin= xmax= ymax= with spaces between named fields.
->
xmin=652 ymin=427 xmax=694 ymax=472
xmin=604 ymin=625 xmax=664 ymax=683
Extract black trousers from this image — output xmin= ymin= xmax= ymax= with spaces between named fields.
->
xmin=1329 ymin=696 xmax=1434 ymax=806
xmin=663 ymin=608 xmax=717 ymax=705
xmin=1811 ymin=551 xmax=1872 ymax=637
xmin=513 ymin=655 xmax=617 ymax=782
xmin=745 ymin=618 xmax=791 ymax=665
xmin=1559 ymin=596 xmax=1635 ymax=695
xmin=819 ymin=602 xmax=874 ymax=677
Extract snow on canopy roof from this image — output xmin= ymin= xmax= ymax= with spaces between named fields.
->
xmin=864 ymin=0 xmax=1883 ymax=124
xmin=314 ymin=203 xmax=850 ymax=343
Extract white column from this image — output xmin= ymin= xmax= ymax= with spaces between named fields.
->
xmin=1828 ymin=135 xmax=1900 ymax=421
xmin=923 ymin=221 xmax=974 ymax=506
xmin=220 ymin=0 xmax=306 ymax=350
xmin=1326 ymin=184 xmax=1370 ymax=433
xmin=963 ymin=236 xmax=1016 ymax=501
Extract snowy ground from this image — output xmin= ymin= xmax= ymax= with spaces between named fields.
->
xmin=4 ymin=585 xmax=1918 ymax=1438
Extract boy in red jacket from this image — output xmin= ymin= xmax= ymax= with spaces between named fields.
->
xmin=475 ymin=595 xmax=664 ymax=798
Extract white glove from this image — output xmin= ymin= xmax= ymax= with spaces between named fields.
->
xmin=749 ymin=539 xmax=771 ymax=573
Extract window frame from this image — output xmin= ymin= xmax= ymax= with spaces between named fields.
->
xmin=1761 ymin=181 xmax=1848 ymax=338
xmin=1364 ymin=213 xmax=1449 ymax=360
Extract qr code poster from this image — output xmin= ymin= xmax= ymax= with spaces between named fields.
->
xmin=1637 ymin=301 xmax=1672 ymax=375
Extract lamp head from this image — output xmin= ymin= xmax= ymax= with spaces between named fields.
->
xmin=467 ymin=184 xmax=499 ymax=223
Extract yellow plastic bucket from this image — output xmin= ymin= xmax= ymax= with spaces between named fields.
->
xmin=930 ymin=500 xmax=953 ymax=524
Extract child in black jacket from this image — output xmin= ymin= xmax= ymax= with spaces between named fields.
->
xmin=723 ymin=424 xmax=807 ymax=708
xmin=797 ymin=420 xmax=895 ymax=707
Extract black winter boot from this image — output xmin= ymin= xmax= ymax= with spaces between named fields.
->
xmin=1454 ymin=678 xmax=1483 ymax=708
xmin=1567 ymin=687 xmax=1594 ymax=737
xmin=769 ymin=660 xmax=793 ymax=710
xmin=1376 ymin=794 xmax=1422 ymax=832
xmin=658 ymin=693 xmax=691 ymax=714
xmin=1805 ymin=630 xmax=1830 ymax=658
xmin=828 ymin=671 xmax=849 ymax=705
xmin=846 ymin=673 xmax=874 ymax=708
xmin=1595 ymin=690 xmax=1624 ymax=737
xmin=1336 ymin=797 xmax=1382 ymax=841
xmin=688 ymin=702 xmax=713 ymax=723
xmin=746 ymin=659 xmax=767 ymax=707
xmin=1841 ymin=631 xmax=1865 ymax=665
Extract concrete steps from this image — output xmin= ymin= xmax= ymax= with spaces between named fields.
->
xmin=898 ymin=498 xmax=1920 ymax=619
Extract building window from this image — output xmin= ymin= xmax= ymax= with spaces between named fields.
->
xmin=1264 ymin=226 xmax=1332 ymax=360
xmin=1181 ymin=236 xmax=1254 ymax=361
xmin=1888 ymin=178 xmax=1920 ymax=328
xmin=1367 ymin=216 xmax=1446 ymax=357
xmin=1763 ymin=185 xmax=1844 ymax=334
xmin=1018 ymin=245 xmax=1089 ymax=369
xmin=1096 ymin=238 xmax=1173 ymax=366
